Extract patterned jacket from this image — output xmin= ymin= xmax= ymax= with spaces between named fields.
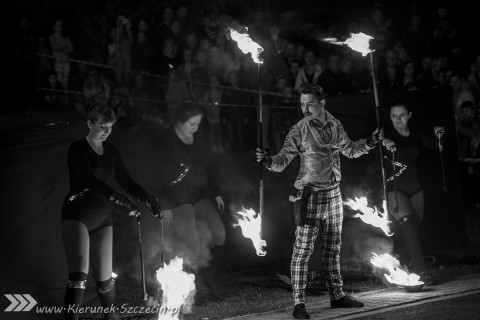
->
xmin=269 ymin=110 xmax=373 ymax=190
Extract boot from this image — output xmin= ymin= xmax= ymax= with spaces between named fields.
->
xmin=64 ymin=272 xmax=88 ymax=320
xmin=96 ymin=277 xmax=120 ymax=319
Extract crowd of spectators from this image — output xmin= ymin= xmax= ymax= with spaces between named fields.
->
xmin=11 ymin=1 xmax=480 ymax=172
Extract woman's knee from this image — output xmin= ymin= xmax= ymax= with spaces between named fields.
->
xmin=387 ymin=192 xmax=414 ymax=222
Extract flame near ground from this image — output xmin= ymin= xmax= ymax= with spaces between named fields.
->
xmin=156 ymin=257 xmax=196 ymax=319
xmin=371 ymin=252 xmax=423 ymax=286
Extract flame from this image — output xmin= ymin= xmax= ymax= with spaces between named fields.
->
xmin=156 ymin=257 xmax=195 ymax=319
xmin=233 ymin=208 xmax=267 ymax=256
xmin=322 ymin=32 xmax=374 ymax=56
xmin=229 ymin=28 xmax=264 ymax=64
xmin=371 ymin=252 xmax=423 ymax=286
xmin=344 ymin=197 xmax=393 ymax=236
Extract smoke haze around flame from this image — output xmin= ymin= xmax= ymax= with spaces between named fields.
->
xmin=341 ymin=185 xmax=394 ymax=278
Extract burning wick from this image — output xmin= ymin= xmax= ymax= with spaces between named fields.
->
xmin=156 ymin=257 xmax=195 ymax=319
xmin=322 ymin=32 xmax=374 ymax=56
xmin=229 ymin=28 xmax=264 ymax=64
xmin=371 ymin=252 xmax=423 ymax=286
xmin=233 ymin=208 xmax=267 ymax=256
xmin=344 ymin=197 xmax=393 ymax=236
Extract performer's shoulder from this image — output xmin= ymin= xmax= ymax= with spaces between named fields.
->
xmin=69 ymin=138 xmax=86 ymax=150
xmin=294 ymin=118 xmax=306 ymax=127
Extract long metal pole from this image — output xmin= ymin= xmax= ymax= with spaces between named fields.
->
xmin=258 ymin=63 xmax=264 ymax=238
xmin=369 ymin=52 xmax=389 ymax=216
xmin=137 ymin=217 xmax=148 ymax=301
xmin=437 ymin=136 xmax=448 ymax=192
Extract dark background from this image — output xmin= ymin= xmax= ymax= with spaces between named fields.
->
xmin=1 ymin=0 xmax=475 ymax=317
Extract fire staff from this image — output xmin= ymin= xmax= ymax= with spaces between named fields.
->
xmin=62 ymin=99 xmax=160 ymax=320
xmin=256 ymin=84 xmax=383 ymax=319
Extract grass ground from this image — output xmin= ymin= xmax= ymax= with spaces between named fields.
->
xmin=103 ymin=258 xmax=478 ymax=320
xmin=79 ymin=206 xmax=479 ymax=320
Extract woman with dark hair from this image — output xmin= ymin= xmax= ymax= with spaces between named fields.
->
xmin=382 ymin=101 xmax=444 ymax=286
xmin=62 ymin=100 xmax=161 ymax=320
xmin=159 ymin=103 xmax=225 ymax=305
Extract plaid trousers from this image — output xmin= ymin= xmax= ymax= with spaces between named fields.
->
xmin=291 ymin=186 xmax=345 ymax=305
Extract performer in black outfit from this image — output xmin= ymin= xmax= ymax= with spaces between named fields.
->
xmin=382 ymin=101 xmax=444 ymax=286
xmin=62 ymin=100 xmax=161 ymax=320
xmin=158 ymin=103 xmax=225 ymax=305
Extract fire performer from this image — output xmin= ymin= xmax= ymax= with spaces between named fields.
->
xmin=381 ymin=101 xmax=444 ymax=286
xmin=256 ymin=84 xmax=383 ymax=319
xmin=62 ymin=99 xmax=161 ymax=320
xmin=158 ymin=103 xmax=225 ymax=305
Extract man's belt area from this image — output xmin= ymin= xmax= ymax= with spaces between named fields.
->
xmin=291 ymin=185 xmax=337 ymax=227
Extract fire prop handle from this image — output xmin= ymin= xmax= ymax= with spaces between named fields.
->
xmin=136 ymin=216 xmax=148 ymax=301
xmin=257 ymin=63 xmax=264 ymax=238
xmin=436 ymin=133 xmax=448 ymax=192
xmin=369 ymin=52 xmax=389 ymax=218
xmin=228 ymin=26 xmax=265 ymax=238
xmin=322 ymin=33 xmax=389 ymax=218
xmin=391 ymin=149 xmax=399 ymax=213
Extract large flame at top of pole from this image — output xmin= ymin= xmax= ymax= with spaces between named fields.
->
xmin=344 ymin=197 xmax=393 ymax=236
xmin=371 ymin=252 xmax=423 ymax=286
xmin=233 ymin=208 xmax=267 ymax=256
xmin=322 ymin=32 xmax=374 ymax=56
xmin=229 ymin=28 xmax=264 ymax=64
xmin=156 ymin=257 xmax=195 ymax=319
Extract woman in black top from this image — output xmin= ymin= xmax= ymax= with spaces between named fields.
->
xmin=159 ymin=103 xmax=225 ymax=304
xmin=62 ymin=100 xmax=160 ymax=320
xmin=382 ymin=101 xmax=444 ymax=286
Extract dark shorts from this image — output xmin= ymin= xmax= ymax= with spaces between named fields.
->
xmin=387 ymin=185 xmax=422 ymax=198
xmin=62 ymin=201 xmax=113 ymax=234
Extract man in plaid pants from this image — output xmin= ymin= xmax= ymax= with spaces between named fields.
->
xmin=256 ymin=84 xmax=382 ymax=319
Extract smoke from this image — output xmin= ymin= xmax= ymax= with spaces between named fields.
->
xmin=342 ymin=218 xmax=393 ymax=267
xmin=161 ymin=203 xmax=214 ymax=273
xmin=341 ymin=184 xmax=394 ymax=276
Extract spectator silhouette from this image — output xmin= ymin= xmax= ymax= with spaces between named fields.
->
xmin=49 ymin=20 xmax=73 ymax=100
xmin=107 ymin=14 xmax=134 ymax=86
xmin=377 ymin=49 xmax=403 ymax=92
xmin=131 ymin=31 xmax=154 ymax=74
xmin=294 ymin=50 xmax=322 ymax=93
xmin=401 ymin=14 xmax=429 ymax=69
xmin=203 ymin=74 xmax=224 ymax=153
xmin=318 ymin=53 xmax=352 ymax=95
xmin=190 ymin=50 xmax=212 ymax=103
xmin=222 ymin=71 xmax=252 ymax=150
xmin=165 ymin=68 xmax=190 ymax=124
xmin=40 ymin=72 xmax=66 ymax=111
